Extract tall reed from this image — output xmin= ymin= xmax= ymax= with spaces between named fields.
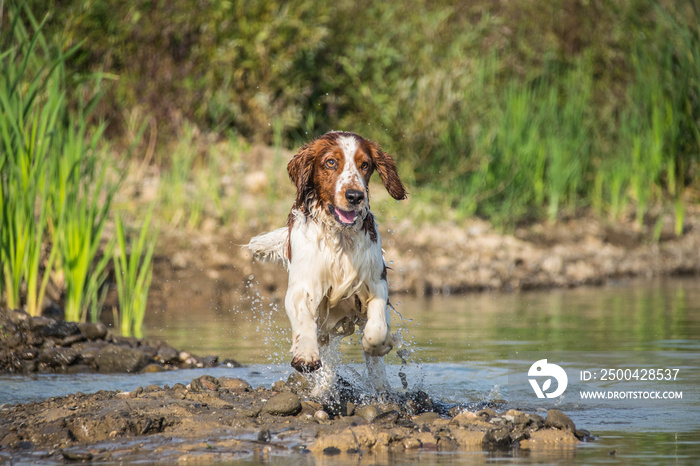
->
xmin=48 ymin=111 xmax=118 ymax=322
xmin=0 ymin=6 xmax=65 ymax=314
xmin=113 ymin=209 xmax=158 ymax=338
xmin=1 ymin=4 xmax=122 ymax=321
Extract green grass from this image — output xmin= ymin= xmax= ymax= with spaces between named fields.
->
xmin=49 ymin=113 xmax=117 ymax=322
xmin=1 ymin=4 xmax=154 ymax=326
xmin=0 ymin=5 xmax=64 ymax=313
xmin=113 ymin=208 xmax=158 ymax=338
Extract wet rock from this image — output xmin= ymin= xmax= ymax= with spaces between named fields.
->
xmin=8 ymin=310 xmax=29 ymax=325
xmin=372 ymin=410 xmax=400 ymax=424
xmin=405 ymin=390 xmax=433 ymax=415
xmin=257 ymin=428 xmax=271 ymax=443
xmin=62 ymin=450 xmax=93 ymax=462
xmin=112 ymin=335 xmax=138 ymax=348
xmin=519 ymin=429 xmax=579 ymax=449
xmin=60 ymin=334 xmax=86 ymax=346
xmin=190 ymin=375 xmax=220 ymax=392
xmin=40 ymin=321 xmax=80 ymax=339
xmin=452 ymin=410 xmax=491 ymax=428
xmin=545 ymin=409 xmax=576 ymax=433
xmin=525 ymin=412 xmax=545 ymax=428
xmin=437 ymin=434 xmax=458 ymax=450
xmin=312 ymin=425 xmax=378 ymax=453
xmin=201 ymin=355 xmax=219 ymax=367
xmin=287 ymin=372 xmax=313 ymax=395
xmin=220 ymin=358 xmax=242 ymax=367
xmin=30 ymin=422 xmax=73 ymax=446
xmin=262 ymin=392 xmax=302 ymax=416
xmin=452 ymin=429 xmax=486 ymax=447
xmin=137 ymin=345 xmax=158 ymax=358
xmin=503 ymin=409 xmax=529 ymax=426
xmin=28 ymin=315 xmax=52 ymax=331
xmin=476 ymin=408 xmax=498 ymax=420
xmin=141 ymin=364 xmax=166 ymax=373
xmin=510 ymin=427 xmax=529 ymax=443
xmin=355 ymin=405 xmax=381 ymax=422
xmin=1 ymin=324 xmax=24 ymax=348
xmin=345 ymin=402 xmax=356 ymax=417
xmin=18 ymin=348 xmax=39 ymax=360
xmin=79 ymin=322 xmax=108 ymax=340
xmin=300 ymin=400 xmax=323 ymax=416
xmin=323 ymin=446 xmax=341 ymax=456
xmin=271 ymin=380 xmax=287 ymax=392
xmin=96 ymin=345 xmax=150 ymax=373
xmin=314 ymin=410 xmax=330 ymax=421
xmin=483 ymin=427 xmax=512 ymax=448
xmin=75 ymin=345 xmax=101 ymax=364
xmin=414 ymin=412 xmax=441 ymax=424
xmin=0 ymin=307 xmax=218 ymax=375
xmin=38 ymin=347 xmax=79 ymax=368
xmin=218 ymin=377 xmax=251 ymax=391
xmin=156 ymin=345 xmax=179 ymax=364
xmin=403 ymin=436 xmax=423 ymax=449
xmin=335 ymin=415 xmax=368 ymax=428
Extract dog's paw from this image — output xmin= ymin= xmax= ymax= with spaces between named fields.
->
xmin=362 ymin=319 xmax=394 ymax=356
xmin=291 ymin=356 xmax=322 ymax=373
xmin=362 ymin=332 xmax=394 ymax=356
xmin=291 ymin=334 xmax=320 ymax=372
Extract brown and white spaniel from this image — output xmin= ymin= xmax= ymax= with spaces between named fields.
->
xmin=248 ymin=131 xmax=407 ymax=386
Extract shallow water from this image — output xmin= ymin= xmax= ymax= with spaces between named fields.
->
xmin=2 ymin=277 xmax=700 ymax=464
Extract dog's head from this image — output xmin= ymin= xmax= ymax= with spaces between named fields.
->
xmin=287 ymin=132 xmax=407 ymax=227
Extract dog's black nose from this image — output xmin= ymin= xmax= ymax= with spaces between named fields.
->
xmin=345 ymin=189 xmax=365 ymax=205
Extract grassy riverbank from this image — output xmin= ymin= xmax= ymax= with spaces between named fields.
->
xmin=2 ymin=1 xmax=699 ymax=324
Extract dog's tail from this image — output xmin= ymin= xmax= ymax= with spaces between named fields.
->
xmin=246 ymin=227 xmax=289 ymax=269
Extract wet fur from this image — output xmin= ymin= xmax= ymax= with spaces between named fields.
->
xmin=248 ymin=131 xmax=406 ymax=390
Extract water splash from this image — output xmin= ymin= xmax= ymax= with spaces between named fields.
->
xmin=240 ymin=275 xmax=437 ymax=410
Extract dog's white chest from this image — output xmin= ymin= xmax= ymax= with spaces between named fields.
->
xmin=289 ymin=216 xmax=383 ymax=306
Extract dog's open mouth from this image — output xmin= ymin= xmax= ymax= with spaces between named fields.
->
xmin=329 ymin=205 xmax=357 ymax=226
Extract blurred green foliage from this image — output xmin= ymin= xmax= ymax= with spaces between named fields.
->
xmin=12 ymin=0 xmax=700 ymax=226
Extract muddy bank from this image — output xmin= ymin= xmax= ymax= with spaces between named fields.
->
xmin=0 ymin=373 xmax=591 ymax=463
xmin=388 ymin=214 xmax=700 ymax=294
xmin=0 ymin=308 xmax=238 ymax=374
xmin=150 ymin=211 xmax=700 ymax=313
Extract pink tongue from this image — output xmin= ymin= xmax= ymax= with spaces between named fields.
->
xmin=337 ymin=208 xmax=356 ymax=223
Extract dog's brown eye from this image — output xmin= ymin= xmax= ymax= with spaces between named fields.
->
xmin=360 ymin=162 xmax=369 ymax=171
xmin=325 ymin=159 xmax=337 ymax=169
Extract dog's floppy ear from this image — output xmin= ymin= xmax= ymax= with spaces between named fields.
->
xmin=369 ymin=143 xmax=407 ymax=200
xmin=287 ymin=142 xmax=315 ymax=208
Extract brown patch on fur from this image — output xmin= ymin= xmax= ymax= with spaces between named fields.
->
xmin=311 ymin=145 xmax=345 ymax=211
xmin=286 ymin=211 xmax=295 ymax=261
xmin=361 ymin=212 xmax=378 ymax=243
xmin=354 ymin=140 xmax=374 ymax=187
xmin=287 ymin=137 xmax=338 ymax=212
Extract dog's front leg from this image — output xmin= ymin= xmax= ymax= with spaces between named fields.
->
xmin=362 ymin=295 xmax=394 ymax=356
xmin=285 ymin=286 xmax=322 ymax=372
